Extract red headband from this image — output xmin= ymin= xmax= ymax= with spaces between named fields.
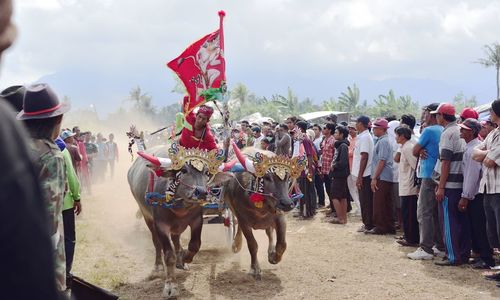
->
xmin=197 ymin=105 xmax=214 ymax=118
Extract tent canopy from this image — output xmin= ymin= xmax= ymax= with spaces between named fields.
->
xmin=299 ymin=110 xmax=349 ymax=122
xmin=240 ymin=112 xmax=275 ymax=125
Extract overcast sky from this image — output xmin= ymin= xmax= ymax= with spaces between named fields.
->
xmin=1 ymin=0 xmax=499 ymax=113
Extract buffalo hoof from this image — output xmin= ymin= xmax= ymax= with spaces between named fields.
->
xmin=162 ymin=282 xmax=179 ymax=299
xmin=232 ymin=242 xmax=242 ymax=253
xmin=183 ymin=251 xmax=195 ymax=264
xmin=176 ymin=262 xmax=189 ymax=271
xmin=147 ymin=266 xmax=164 ymax=280
xmin=248 ymin=268 xmax=262 ymax=281
xmin=268 ymin=252 xmax=279 ymax=265
xmin=176 ymin=251 xmax=188 ymax=270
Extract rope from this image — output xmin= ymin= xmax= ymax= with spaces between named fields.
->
xmin=226 ymin=172 xmax=277 ymax=200
xmin=144 ymin=192 xmax=225 ymax=210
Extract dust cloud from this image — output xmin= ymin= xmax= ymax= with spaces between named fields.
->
xmin=66 ymin=112 xmax=253 ymax=292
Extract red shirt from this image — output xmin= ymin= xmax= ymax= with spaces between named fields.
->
xmin=179 ymin=112 xmax=217 ymax=151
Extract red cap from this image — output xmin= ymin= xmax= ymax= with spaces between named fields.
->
xmin=372 ymin=118 xmax=389 ymax=129
xmin=197 ymin=105 xmax=214 ymax=118
xmin=460 ymin=107 xmax=479 ymax=120
xmin=430 ymin=103 xmax=455 ymax=116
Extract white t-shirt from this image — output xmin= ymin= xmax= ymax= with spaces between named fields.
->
xmin=399 ymin=139 xmax=418 ymax=196
xmin=313 ymin=136 xmax=323 ymax=151
xmin=351 ymin=129 xmax=374 ymax=177
xmin=253 ymin=135 xmax=264 ymax=149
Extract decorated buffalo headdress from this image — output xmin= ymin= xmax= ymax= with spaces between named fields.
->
xmin=231 ymin=141 xmax=306 ymax=179
xmin=167 ymin=143 xmax=225 ymax=175
xmin=230 ymin=141 xmax=307 ymax=207
xmin=253 ymin=152 xmax=307 ymax=180
xmin=139 ymin=143 xmax=225 ymax=206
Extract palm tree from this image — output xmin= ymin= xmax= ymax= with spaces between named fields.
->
xmin=476 ymin=43 xmax=500 ymax=99
xmin=373 ymin=91 xmax=420 ymax=117
xmin=270 ymin=87 xmax=300 ymax=116
xmin=322 ymin=97 xmax=342 ymax=111
xmin=231 ymin=83 xmax=250 ymax=104
xmin=374 ymin=90 xmax=398 ymax=117
xmin=129 ymin=86 xmax=155 ymax=115
xmin=338 ymin=84 xmax=360 ymax=112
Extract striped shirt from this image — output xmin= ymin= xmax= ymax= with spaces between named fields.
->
xmin=476 ymin=128 xmax=500 ymax=194
xmin=432 ymin=121 xmax=465 ymax=189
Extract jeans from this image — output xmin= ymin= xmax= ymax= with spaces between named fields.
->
xmin=314 ymin=173 xmax=325 ymax=207
xmin=359 ymin=176 xmax=373 ymax=229
xmin=62 ymin=208 xmax=76 ymax=277
xmin=417 ymin=179 xmax=444 ymax=254
xmin=401 ymin=195 xmax=419 ymax=244
xmin=468 ymin=194 xmax=494 ymax=265
xmin=483 ymin=193 xmax=500 ymax=249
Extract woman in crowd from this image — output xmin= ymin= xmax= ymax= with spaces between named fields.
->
xmin=294 ymin=121 xmax=318 ymax=219
xmin=329 ymin=125 xmax=351 ymax=224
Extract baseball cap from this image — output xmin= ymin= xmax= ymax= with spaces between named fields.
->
xmin=430 ymin=103 xmax=455 ymax=116
xmin=60 ymin=130 xmax=76 ymax=140
xmin=481 ymin=120 xmax=494 ymax=127
xmin=347 ymin=122 xmax=357 ymax=129
xmin=356 ymin=115 xmax=370 ymax=127
xmin=458 ymin=118 xmax=481 ymax=135
xmin=424 ymin=103 xmax=439 ymax=112
xmin=326 ymin=113 xmax=338 ymax=121
xmin=251 ymin=126 xmax=261 ymax=133
xmin=372 ymin=118 xmax=389 ymax=129
xmin=460 ymin=107 xmax=479 ymax=120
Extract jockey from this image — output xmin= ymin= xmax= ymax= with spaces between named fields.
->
xmin=138 ymin=95 xmax=237 ymax=171
xmin=178 ymin=96 xmax=217 ymax=151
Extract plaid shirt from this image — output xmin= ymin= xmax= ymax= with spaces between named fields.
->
xmin=476 ymin=128 xmax=500 ymax=194
xmin=321 ymin=135 xmax=335 ymax=174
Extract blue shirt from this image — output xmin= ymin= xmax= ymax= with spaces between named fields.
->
xmin=371 ymin=134 xmax=394 ymax=182
xmin=417 ymin=125 xmax=443 ymax=179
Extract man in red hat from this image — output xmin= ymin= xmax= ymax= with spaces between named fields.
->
xmin=458 ymin=118 xmax=494 ymax=269
xmin=479 ymin=119 xmax=497 ymax=140
xmin=430 ymin=103 xmax=469 ymax=266
xmin=459 ymin=107 xmax=479 ymax=122
xmin=178 ymin=96 xmax=217 ymax=151
xmin=366 ymin=118 xmax=395 ymax=235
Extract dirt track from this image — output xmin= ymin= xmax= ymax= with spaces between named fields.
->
xmin=72 ymin=160 xmax=500 ymax=299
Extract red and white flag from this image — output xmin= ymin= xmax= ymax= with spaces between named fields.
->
xmin=167 ymin=11 xmax=226 ymax=115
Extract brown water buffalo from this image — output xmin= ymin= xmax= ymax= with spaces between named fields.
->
xmin=127 ymin=145 xmax=230 ymax=298
xmin=222 ymin=146 xmax=304 ymax=280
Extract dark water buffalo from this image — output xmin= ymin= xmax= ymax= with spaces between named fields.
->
xmin=127 ymin=145 xmax=229 ymax=298
xmin=222 ymin=147 xmax=302 ymax=280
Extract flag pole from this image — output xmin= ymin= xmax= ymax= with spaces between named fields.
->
xmin=218 ymin=10 xmax=230 ymax=161
xmin=218 ymin=10 xmax=225 ymax=60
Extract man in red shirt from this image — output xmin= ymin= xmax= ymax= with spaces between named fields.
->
xmin=178 ymin=96 xmax=217 ymax=151
xmin=321 ymin=123 xmax=336 ymax=210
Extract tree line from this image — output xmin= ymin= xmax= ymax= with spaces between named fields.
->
xmin=64 ymin=43 xmax=499 ymax=129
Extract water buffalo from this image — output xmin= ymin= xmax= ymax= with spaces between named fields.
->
xmin=222 ymin=144 xmax=305 ymax=279
xmin=127 ymin=145 xmax=230 ymax=298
